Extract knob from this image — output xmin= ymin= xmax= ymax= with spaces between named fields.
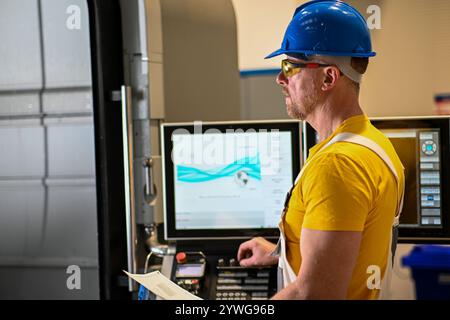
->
xmin=176 ymin=252 xmax=187 ymax=264
xmin=218 ymin=258 xmax=225 ymax=267
xmin=229 ymin=258 xmax=237 ymax=266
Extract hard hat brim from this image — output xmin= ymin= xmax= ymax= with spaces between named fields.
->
xmin=265 ymin=49 xmax=376 ymax=59
xmin=264 ymin=49 xmax=286 ymax=59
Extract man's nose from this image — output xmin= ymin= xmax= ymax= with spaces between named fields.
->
xmin=276 ymin=71 xmax=288 ymax=86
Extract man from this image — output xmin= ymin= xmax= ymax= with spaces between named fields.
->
xmin=237 ymin=0 xmax=405 ymax=300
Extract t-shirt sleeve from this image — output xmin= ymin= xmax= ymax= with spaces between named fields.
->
xmin=301 ymin=152 xmax=373 ymax=232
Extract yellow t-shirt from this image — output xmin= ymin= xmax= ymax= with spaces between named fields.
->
xmin=284 ymin=114 xmax=404 ymax=300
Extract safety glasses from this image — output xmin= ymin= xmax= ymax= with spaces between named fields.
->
xmin=281 ymin=59 xmax=331 ymax=78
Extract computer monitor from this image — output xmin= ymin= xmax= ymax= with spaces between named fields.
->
xmin=371 ymin=117 xmax=450 ymax=241
xmin=303 ymin=117 xmax=450 ymax=241
xmin=161 ymin=120 xmax=303 ymax=240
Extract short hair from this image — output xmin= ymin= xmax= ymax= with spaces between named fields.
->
xmin=351 ymin=57 xmax=369 ymax=75
xmin=349 ymin=57 xmax=369 ymax=89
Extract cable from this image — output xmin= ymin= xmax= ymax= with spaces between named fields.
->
xmin=144 ymin=252 xmax=153 ymax=274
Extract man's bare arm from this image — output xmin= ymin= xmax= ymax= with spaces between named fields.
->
xmin=272 ymin=227 xmax=362 ymax=300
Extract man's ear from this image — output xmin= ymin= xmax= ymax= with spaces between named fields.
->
xmin=322 ymin=66 xmax=340 ymax=91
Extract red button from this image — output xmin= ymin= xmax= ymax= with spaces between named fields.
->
xmin=176 ymin=252 xmax=187 ymax=264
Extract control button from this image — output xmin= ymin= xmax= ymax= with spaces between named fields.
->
xmin=217 ymin=278 xmax=241 ymax=284
xmin=218 ymin=258 xmax=225 ymax=267
xmin=256 ymin=271 xmax=270 ymax=277
xmin=245 ymin=278 xmax=269 ymax=284
xmin=229 ymin=258 xmax=237 ymax=266
xmin=176 ymin=252 xmax=187 ymax=264
xmin=422 ymin=140 xmax=437 ymax=155
xmin=252 ymin=292 xmax=268 ymax=297
xmin=216 ymin=285 xmax=269 ymax=291
xmin=218 ymin=272 xmax=248 ymax=278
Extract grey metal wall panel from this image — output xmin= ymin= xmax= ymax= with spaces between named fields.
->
xmin=0 ymin=126 xmax=45 ymax=178
xmin=40 ymin=0 xmax=92 ymax=88
xmin=0 ymin=93 xmax=41 ymax=116
xmin=0 ymin=182 xmax=45 ymax=257
xmin=0 ymin=118 xmax=41 ymax=127
xmin=240 ymin=75 xmax=288 ymax=121
xmin=0 ymin=267 xmax=99 ymax=299
xmin=0 ymin=0 xmax=43 ymax=90
xmin=43 ymin=89 xmax=93 ymax=114
xmin=41 ymin=184 xmax=98 ymax=259
xmin=0 ymin=0 xmax=99 ymax=300
xmin=47 ymin=123 xmax=95 ymax=177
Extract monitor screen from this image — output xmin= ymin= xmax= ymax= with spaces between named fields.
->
xmin=162 ymin=121 xmax=302 ymax=240
xmin=380 ymin=128 xmax=442 ymax=227
xmin=372 ymin=117 xmax=450 ymax=241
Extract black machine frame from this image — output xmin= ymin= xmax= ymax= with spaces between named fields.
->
xmin=88 ymin=0 xmax=130 ymax=299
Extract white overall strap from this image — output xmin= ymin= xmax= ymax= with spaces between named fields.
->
xmin=296 ymin=132 xmax=403 ymax=218
xmin=330 ymin=133 xmax=404 ymax=219
xmin=278 ymin=230 xmax=298 ymax=286
xmin=328 ymin=134 xmax=405 ymax=300
xmin=277 ymin=132 xmax=404 ymax=293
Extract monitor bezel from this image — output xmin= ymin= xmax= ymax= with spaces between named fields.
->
xmin=371 ymin=116 xmax=450 ymax=242
xmin=162 ymin=120 xmax=302 ymax=240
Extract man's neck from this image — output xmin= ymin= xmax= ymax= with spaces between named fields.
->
xmin=306 ymin=99 xmax=364 ymax=142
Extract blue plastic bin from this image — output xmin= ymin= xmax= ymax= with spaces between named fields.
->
xmin=402 ymin=245 xmax=450 ymax=300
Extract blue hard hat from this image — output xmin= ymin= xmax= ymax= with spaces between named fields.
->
xmin=266 ymin=0 xmax=376 ymax=59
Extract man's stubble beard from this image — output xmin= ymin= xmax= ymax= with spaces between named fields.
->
xmin=286 ymin=95 xmax=317 ymax=121
xmin=285 ymin=80 xmax=320 ymax=121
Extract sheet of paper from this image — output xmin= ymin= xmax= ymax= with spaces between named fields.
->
xmin=123 ymin=270 xmax=203 ymax=300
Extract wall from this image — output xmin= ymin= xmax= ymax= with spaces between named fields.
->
xmin=231 ymin=0 xmax=307 ymax=121
xmin=347 ymin=0 xmax=450 ymax=117
xmin=240 ymin=73 xmax=288 ymax=120
xmin=235 ymin=0 xmax=450 ymax=119
xmin=230 ymin=0 xmax=300 ymax=71
xmin=160 ymin=0 xmax=241 ymax=122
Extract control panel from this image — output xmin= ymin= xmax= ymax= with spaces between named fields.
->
xmin=173 ymin=251 xmax=206 ymax=296
xmin=166 ymin=248 xmax=278 ymax=300
xmin=418 ymin=130 xmax=442 ymax=226
xmin=214 ymin=258 xmax=276 ymax=300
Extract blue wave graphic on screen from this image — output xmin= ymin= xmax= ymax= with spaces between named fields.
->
xmin=177 ymin=155 xmax=261 ymax=183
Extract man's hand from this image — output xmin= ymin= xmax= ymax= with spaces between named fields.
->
xmin=237 ymin=237 xmax=279 ymax=267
